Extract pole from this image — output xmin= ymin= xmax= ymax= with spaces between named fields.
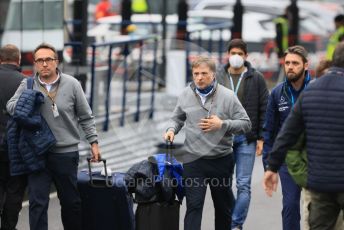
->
xmin=231 ymin=0 xmax=244 ymax=40
xmin=287 ymin=0 xmax=299 ymax=46
xmin=72 ymin=0 xmax=88 ymax=66
xmin=121 ymin=0 xmax=132 ymax=35
xmin=176 ymin=0 xmax=188 ymax=40
xmin=160 ymin=0 xmax=167 ymax=85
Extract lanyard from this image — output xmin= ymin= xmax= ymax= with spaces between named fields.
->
xmin=194 ymin=87 xmax=217 ymax=118
xmin=229 ymin=71 xmax=245 ymax=96
xmin=39 ymin=82 xmax=60 ymax=105
xmin=206 ymin=94 xmax=215 ymax=118
xmin=287 ymin=74 xmax=310 ymax=107
xmin=287 ymin=86 xmax=295 ymax=107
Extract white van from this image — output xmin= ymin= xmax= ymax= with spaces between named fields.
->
xmin=0 ymin=0 xmax=64 ymax=75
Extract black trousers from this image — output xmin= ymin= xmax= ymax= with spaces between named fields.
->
xmin=28 ymin=151 xmax=81 ymax=230
xmin=183 ymin=154 xmax=234 ymax=230
xmin=0 ymin=160 xmax=27 ymax=230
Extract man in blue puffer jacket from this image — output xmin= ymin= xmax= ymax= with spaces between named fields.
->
xmin=262 ymin=45 xmax=311 ymax=230
xmin=264 ymin=42 xmax=344 ymax=230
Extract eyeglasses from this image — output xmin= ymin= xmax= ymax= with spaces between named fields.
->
xmin=34 ymin=57 xmax=56 ymax=65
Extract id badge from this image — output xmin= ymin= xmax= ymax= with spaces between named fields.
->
xmin=52 ymin=103 xmax=59 ymax=118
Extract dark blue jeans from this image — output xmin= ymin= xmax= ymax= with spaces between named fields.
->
xmin=28 ymin=151 xmax=81 ymax=230
xmin=183 ymin=154 xmax=234 ymax=230
xmin=279 ymin=164 xmax=301 ymax=230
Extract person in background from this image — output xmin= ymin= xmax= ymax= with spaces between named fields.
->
xmin=95 ymin=0 xmax=115 ymax=20
xmin=0 ymin=44 xmax=27 ymax=230
xmin=274 ymin=9 xmax=289 ymax=59
xmin=315 ymin=59 xmax=332 ymax=78
xmin=6 ymin=43 xmax=101 ymax=230
xmin=216 ymin=38 xmax=268 ymax=230
xmin=164 ymin=56 xmax=251 ymax=230
xmin=131 ymin=0 xmax=148 ymax=14
xmin=264 ymin=42 xmax=344 ymax=230
xmin=263 ymin=45 xmax=312 ymax=230
xmin=326 ymin=14 xmax=344 ymax=60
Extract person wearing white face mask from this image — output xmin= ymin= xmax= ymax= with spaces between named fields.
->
xmin=216 ymin=39 xmax=269 ymax=230
xmin=229 ymin=54 xmax=245 ymax=69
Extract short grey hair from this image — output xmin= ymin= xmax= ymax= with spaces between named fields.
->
xmin=191 ymin=56 xmax=216 ymax=73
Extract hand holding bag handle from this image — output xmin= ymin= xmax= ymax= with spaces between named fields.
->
xmin=86 ymin=157 xmax=112 ymax=188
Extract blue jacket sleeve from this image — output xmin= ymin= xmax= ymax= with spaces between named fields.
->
xmin=262 ymin=89 xmax=279 ymax=169
xmin=268 ymin=95 xmax=305 ymax=172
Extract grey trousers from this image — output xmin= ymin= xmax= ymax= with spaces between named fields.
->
xmin=308 ymin=190 xmax=344 ymax=230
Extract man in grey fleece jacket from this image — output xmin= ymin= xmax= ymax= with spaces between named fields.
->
xmin=164 ymin=56 xmax=251 ymax=230
xmin=6 ymin=43 xmax=100 ymax=230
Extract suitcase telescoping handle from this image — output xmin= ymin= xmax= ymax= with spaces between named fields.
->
xmin=86 ymin=157 xmax=112 ymax=188
xmin=166 ymin=140 xmax=173 ymax=164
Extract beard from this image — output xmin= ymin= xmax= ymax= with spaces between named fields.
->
xmin=286 ymin=67 xmax=305 ymax=83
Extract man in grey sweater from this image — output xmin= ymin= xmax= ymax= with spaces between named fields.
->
xmin=164 ymin=56 xmax=251 ymax=230
xmin=6 ymin=43 xmax=100 ymax=230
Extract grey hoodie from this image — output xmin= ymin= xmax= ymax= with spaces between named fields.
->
xmin=167 ymin=82 xmax=251 ymax=159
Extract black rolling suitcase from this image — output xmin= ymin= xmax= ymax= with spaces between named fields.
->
xmin=135 ymin=141 xmax=182 ymax=230
xmin=77 ymin=158 xmax=135 ymax=230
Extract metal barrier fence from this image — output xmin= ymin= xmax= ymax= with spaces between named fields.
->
xmin=69 ymin=21 xmax=323 ymax=133
xmin=89 ymin=35 xmax=159 ymax=131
